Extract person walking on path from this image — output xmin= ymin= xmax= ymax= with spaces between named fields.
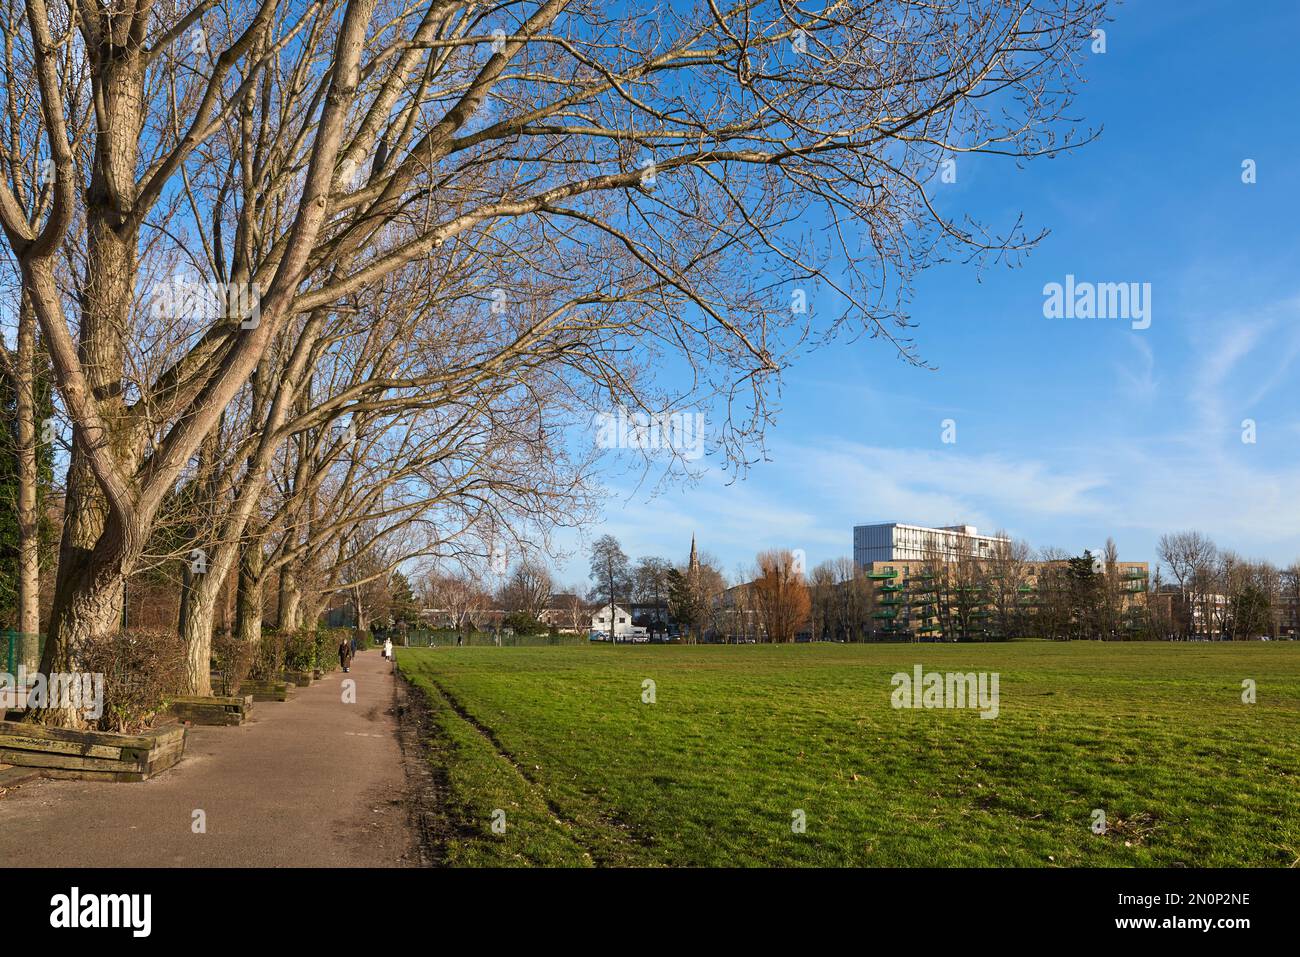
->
xmin=339 ymin=635 xmax=355 ymax=673
xmin=382 ymin=637 xmax=393 ymax=660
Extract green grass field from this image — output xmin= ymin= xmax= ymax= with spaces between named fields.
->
xmin=397 ymin=641 xmax=1300 ymax=867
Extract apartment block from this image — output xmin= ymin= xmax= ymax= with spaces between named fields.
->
xmin=857 ymin=557 xmax=1150 ymax=640
xmin=853 ymin=522 xmax=1150 ymax=640
xmin=853 ymin=522 xmax=1010 ymax=566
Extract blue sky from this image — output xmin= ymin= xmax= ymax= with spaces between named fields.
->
xmin=546 ymin=0 xmax=1300 ymax=587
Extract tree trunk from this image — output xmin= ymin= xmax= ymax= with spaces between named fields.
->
xmin=37 ymin=519 xmax=138 ymax=727
xmin=177 ymin=560 xmax=193 ymax=639
xmin=179 ymin=568 xmax=224 ymax=697
xmin=278 ymin=565 xmax=302 ymax=632
xmin=236 ymin=539 xmax=265 ymax=650
xmin=15 ymin=295 xmax=41 ymax=670
xmin=180 ymin=532 xmax=249 ymax=697
xmin=302 ymin=594 xmax=329 ymax=633
xmin=43 ymin=46 xmax=144 ymax=679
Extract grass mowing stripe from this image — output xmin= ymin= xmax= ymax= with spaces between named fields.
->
xmin=401 ymin=665 xmax=592 ymax=866
xmin=401 ymin=660 xmax=659 ymax=866
xmin=418 ymin=670 xmax=657 ymax=866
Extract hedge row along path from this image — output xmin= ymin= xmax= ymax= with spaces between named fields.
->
xmin=0 ymin=650 xmax=418 ymax=866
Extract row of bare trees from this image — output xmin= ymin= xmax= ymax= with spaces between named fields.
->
xmin=584 ymin=534 xmax=728 ymax=640
xmin=0 ymin=0 xmax=1106 ymax=722
xmin=712 ymin=549 xmax=808 ymax=642
xmin=417 ymin=559 xmax=590 ymax=637
xmin=1156 ymin=532 xmax=1298 ymax=640
xmin=800 ymin=535 xmax=1141 ymax=642
xmin=580 ymin=530 xmax=1297 ymax=644
xmin=399 ymin=528 xmax=1300 ymax=645
xmin=413 ymin=543 xmax=720 ymax=639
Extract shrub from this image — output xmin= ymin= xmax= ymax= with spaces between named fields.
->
xmin=250 ymin=628 xmax=286 ymax=680
xmin=314 ymin=629 xmax=350 ymax=673
xmin=283 ymin=629 xmax=317 ymax=671
xmin=211 ymin=627 xmax=254 ymax=696
xmin=80 ymin=630 xmax=188 ymax=733
xmin=501 ymin=611 xmax=547 ymax=635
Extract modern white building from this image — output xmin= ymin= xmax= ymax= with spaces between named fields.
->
xmin=853 ymin=522 xmax=1009 ymax=567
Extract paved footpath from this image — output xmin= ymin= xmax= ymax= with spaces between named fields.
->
xmin=0 ymin=650 xmax=417 ymax=867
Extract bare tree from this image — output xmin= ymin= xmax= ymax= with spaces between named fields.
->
xmin=1280 ymin=563 xmax=1300 ymax=640
xmin=914 ymin=534 xmax=986 ymax=641
xmin=337 ymin=525 xmax=411 ymax=634
xmin=556 ymin=589 xmax=592 ymax=636
xmin=752 ymin=549 xmax=810 ymax=643
xmin=1099 ymin=537 xmax=1123 ymax=640
xmin=1034 ymin=546 xmax=1072 ymax=641
xmin=1220 ymin=555 xmax=1277 ymax=641
xmin=499 ymin=558 xmax=554 ymax=621
xmin=633 ymin=556 xmax=672 ymax=637
xmin=1142 ymin=566 xmax=1175 ymax=640
xmin=986 ymin=533 xmax=1033 ymax=640
xmin=717 ymin=572 xmax=761 ymax=643
xmin=588 ymin=534 xmax=631 ymax=637
xmin=809 ymin=560 xmax=837 ymax=641
xmin=420 ymin=569 xmax=489 ymax=633
xmin=2 ymin=0 xmax=1105 ymax=722
xmin=1158 ymin=531 xmax=1218 ymax=639
xmin=814 ymin=557 xmax=871 ymax=642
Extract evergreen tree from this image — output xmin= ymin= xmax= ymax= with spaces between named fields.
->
xmin=1066 ymin=551 xmax=1103 ymax=640
xmin=388 ymin=570 xmax=421 ymax=626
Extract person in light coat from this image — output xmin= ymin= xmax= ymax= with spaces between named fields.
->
xmin=383 ymin=637 xmax=393 ymax=660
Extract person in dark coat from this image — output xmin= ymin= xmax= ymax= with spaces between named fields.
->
xmin=339 ymin=636 xmax=355 ymax=673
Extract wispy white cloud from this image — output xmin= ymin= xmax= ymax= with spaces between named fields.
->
xmin=1184 ymin=298 xmax=1300 ymax=451
xmin=549 ymin=295 xmax=1300 ymax=581
xmin=558 ymin=426 xmax=1300 ymax=581
xmin=1115 ymin=333 xmax=1158 ymax=400
xmin=791 ymin=440 xmax=1109 ymax=525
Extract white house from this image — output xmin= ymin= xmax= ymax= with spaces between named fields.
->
xmin=590 ymin=604 xmax=645 ymax=642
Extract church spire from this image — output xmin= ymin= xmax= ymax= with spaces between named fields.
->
xmin=688 ymin=534 xmax=699 ymax=575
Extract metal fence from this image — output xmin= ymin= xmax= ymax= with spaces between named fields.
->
xmin=398 ymin=628 xmax=588 ymax=648
xmin=2 ymin=631 xmax=45 ymax=674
